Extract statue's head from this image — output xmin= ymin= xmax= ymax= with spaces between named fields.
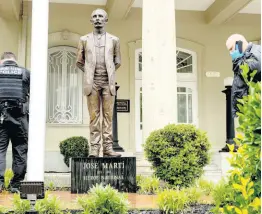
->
xmin=90 ymin=9 xmax=108 ymax=29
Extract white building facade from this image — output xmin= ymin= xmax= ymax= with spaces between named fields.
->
xmin=0 ymin=0 xmax=261 ymax=182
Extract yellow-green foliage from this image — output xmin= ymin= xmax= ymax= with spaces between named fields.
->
xmin=4 ymin=168 xmax=14 ymax=189
xmin=12 ymin=193 xmax=31 ymax=214
xmin=77 ymin=184 xmax=130 ymax=214
xmin=195 ymin=178 xmax=215 ymax=196
xmin=157 ymin=187 xmax=202 ymax=213
xmin=10 ymin=191 xmax=64 ymax=214
xmin=0 ymin=205 xmax=8 ymax=214
xmin=137 ymin=175 xmax=160 ymax=194
xmin=218 ymin=64 xmax=261 ymax=214
xmin=35 ymin=191 xmax=63 ymax=214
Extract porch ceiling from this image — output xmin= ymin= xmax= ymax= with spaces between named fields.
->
xmin=239 ymin=0 xmax=261 ymax=14
xmin=23 ymin=0 xmax=261 ymax=15
xmin=22 ymin=0 xmax=261 ymax=23
xmin=133 ymin=0 xmax=216 ymax=11
xmin=205 ymin=0 xmax=256 ymax=24
xmin=0 ymin=0 xmax=21 ymax=20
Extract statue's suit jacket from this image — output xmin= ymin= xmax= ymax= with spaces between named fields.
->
xmin=76 ymin=32 xmax=121 ymax=96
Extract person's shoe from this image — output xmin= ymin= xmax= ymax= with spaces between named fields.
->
xmin=9 ymin=182 xmax=20 ymax=194
xmin=88 ymin=147 xmax=100 ymax=157
xmin=10 ymin=187 xmax=19 ymax=193
xmin=103 ymin=149 xmax=121 ymax=157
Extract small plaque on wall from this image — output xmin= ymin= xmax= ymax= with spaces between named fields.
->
xmin=116 ymin=99 xmax=130 ymax=113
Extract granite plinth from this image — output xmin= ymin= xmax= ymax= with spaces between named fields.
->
xmin=71 ymin=157 xmax=136 ymax=193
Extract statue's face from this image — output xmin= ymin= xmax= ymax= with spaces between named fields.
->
xmin=90 ymin=9 xmax=108 ymax=29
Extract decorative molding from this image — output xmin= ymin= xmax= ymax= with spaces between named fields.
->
xmin=48 ymin=30 xmax=81 ymax=47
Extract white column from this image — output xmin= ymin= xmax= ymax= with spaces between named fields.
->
xmin=142 ymin=0 xmax=177 ymax=143
xmin=27 ymin=0 xmax=49 ymax=181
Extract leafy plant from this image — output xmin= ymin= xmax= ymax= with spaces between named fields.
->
xmin=59 ymin=136 xmax=89 ymax=167
xmin=143 ymin=124 xmax=211 ymax=187
xmin=137 ymin=175 xmax=160 ymax=194
xmin=217 ymin=64 xmax=261 ymax=214
xmin=157 ymin=188 xmax=192 ymax=213
xmin=35 ymin=191 xmax=63 ymax=214
xmin=157 ymin=186 xmax=202 ymax=213
xmin=195 ymin=178 xmax=215 ymax=196
xmin=12 ymin=193 xmax=31 ymax=214
xmin=0 ymin=205 xmax=8 ymax=214
xmin=4 ymin=168 xmax=14 ymax=189
xmin=77 ymin=184 xmax=130 ymax=214
xmin=183 ymin=187 xmax=202 ymax=205
xmin=136 ymin=175 xmax=143 ymax=185
xmin=211 ymin=179 xmax=234 ymax=213
xmin=45 ymin=181 xmax=56 ymax=191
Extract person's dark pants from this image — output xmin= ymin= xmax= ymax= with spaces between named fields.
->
xmin=0 ymin=112 xmax=28 ymax=188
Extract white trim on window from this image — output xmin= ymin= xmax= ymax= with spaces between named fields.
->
xmin=134 ymin=47 xmax=199 ymax=145
xmin=135 ymin=80 xmax=143 ymax=152
xmin=135 ymin=48 xmax=142 ymax=80
xmin=177 ymin=82 xmax=198 ymax=127
xmin=176 ymin=47 xmax=197 ymax=82
xmin=47 ymin=46 xmax=83 ymax=125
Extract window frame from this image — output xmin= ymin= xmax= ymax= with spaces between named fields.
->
xmin=134 ymin=47 xmax=198 ymax=136
xmin=47 ymin=46 xmax=83 ymax=125
xmin=135 ymin=48 xmax=142 ymax=80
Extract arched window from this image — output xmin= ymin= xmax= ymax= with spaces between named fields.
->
xmin=47 ymin=46 xmax=83 ymax=124
xmin=135 ymin=48 xmax=198 ymax=146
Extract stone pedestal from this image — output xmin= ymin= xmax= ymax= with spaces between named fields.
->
xmin=71 ymin=157 xmax=136 ymax=193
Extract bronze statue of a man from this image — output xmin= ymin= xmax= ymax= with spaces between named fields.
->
xmin=76 ymin=9 xmax=121 ymax=158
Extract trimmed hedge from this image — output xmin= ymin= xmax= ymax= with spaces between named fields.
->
xmin=59 ymin=136 xmax=89 ymax=167
xmin=143 ymin=124 xmax=211 ymax=188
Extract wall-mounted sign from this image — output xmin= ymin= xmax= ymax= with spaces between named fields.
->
xmin=116 ymin=99 xmax=130 ymax=113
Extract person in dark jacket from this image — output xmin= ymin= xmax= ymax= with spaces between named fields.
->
xmin=226 ymin=34 xmax=261 ymax=117
xmin=0 ymin=52 xmax=30 ymax=193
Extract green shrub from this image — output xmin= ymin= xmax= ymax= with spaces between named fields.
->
xmin=143 ymin=124 xmax=211 ymax=187
xmin=35 ymin=191 xmax=63 ymax=214
xmin=77 ymin=184 xmax=130 ymax=214
xmin=5 ymin=191 xmax=65 ymax=214
xmin=4 ymin=168 xmax=14 ymax=189
xmin=137 ymin=175 xmax=160 ymax=194
xmin=12 ymin=193 xmax=31 ymax=214
xmin=183 ymin=187 xmax=202 ymax=204
xmin=0 ymin=205 xmax=8 ymax=214
xmin=157 ymin=189 xmax=189 ymax=213
xmin=211 ymin=179 xmax=234 ymax=213
xmin=195 ymin=178 xmax=215 ymax=196
xmin=59 ymin=136 xmax=89 ymax=167
xmin=157 ymin=187 xmax=201 ymax=213
xmin=218 ymin=64 xmax=261 ymax=213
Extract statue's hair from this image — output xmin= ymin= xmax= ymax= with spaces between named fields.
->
xmin=91 ymin=8 xmax=108 ymax=22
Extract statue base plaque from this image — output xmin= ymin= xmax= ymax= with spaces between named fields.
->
xmin=71 ymin=157 xmax=136 ymax=194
